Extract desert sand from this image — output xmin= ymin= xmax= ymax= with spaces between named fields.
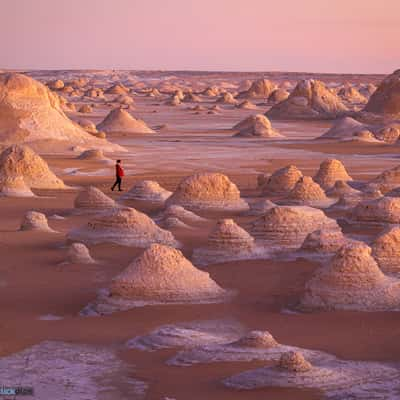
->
xmin=1 ymin=69 xmax=400 ymax=400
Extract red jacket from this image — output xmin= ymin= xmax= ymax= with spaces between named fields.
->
xmin=116 ymin=164 xmax=124 ymax=177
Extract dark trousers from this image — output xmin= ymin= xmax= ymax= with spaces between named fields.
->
xmin=111 ymin=176 xmax=122 ymax=191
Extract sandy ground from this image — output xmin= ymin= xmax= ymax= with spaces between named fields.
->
xmin=1 ymin=71 xmax=400 ymax=399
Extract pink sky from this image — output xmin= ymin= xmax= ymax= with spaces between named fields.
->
xmin=2 ymin=0 xmax=399 ymax=73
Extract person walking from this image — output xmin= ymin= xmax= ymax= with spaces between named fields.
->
xmin=111 ymin=159 xmax=124 ymax=191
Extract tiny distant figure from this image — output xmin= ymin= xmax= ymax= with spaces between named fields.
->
xmin=111 ymin=160 xmax=124 ymax=191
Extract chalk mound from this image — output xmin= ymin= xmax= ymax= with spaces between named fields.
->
xmin=115 ymin=94 xmax=135 ymax=105
xmin=97 ymin=108 xmax=154 ymax=134
xmin=78 ymin=119 xmax=97 ymax=134
xmin=20 ymin=211 xmax=54 ymax=232
xmin=233 ymin=115 xmax=283 ymax=138
xmin=267 ymin=79 xmax=348 ymax=120
xmin=85 ymin=88 xmax=105 ymax=99
xmin=166 ymin=94 xmax=181 ymax=106
xmin=0 ymin=145 xmax=65 ymax=189
xmin=111 ymin=244 xmax=227 ymax=301
xmin=74 ymin=186 xmax=117 ymax=212
xmin=337 ymin=85 xmax=367 ymax=103
xmin=250 ymin=206 xmax=340 ymax=248
xmin=326 ymin=180 xmax=361 ymax=198
xmin=238 ymin=79 xmax=275 ymax=99
xmin=268 ymin=89 xmax=290 ymax=103
xmin=68 ymin=208 xmax=179 ymax=248
xmin=166 ymin=173 xmax=249 ymax=212
xmin=350 ymin=130 xmax=381 ymax=143
xmin=244 ymin=199 xmax=276 ymax=216
xmin=127 ymin=320 xmax=241 ymax=351
xmin=47 ymin=79 xmax=64 ymax=90
xmin=285 ymin=176 xmax=332 ymax=207
xmin=76 ymin=149 xmax=111 ymax=163
xmin=192 ymin=219 xmax=256 ymax=266
xmin=330 ymin=187 xmax=383 ymax=211
xmin=78 ymin=104 xmax=93 ymax=114
xmin=169 ymin=328 xmax=326 ymax=366
xmin=67 ymin=242 xmax=95 ymax=264
xmin=224 ymin=348 xmax=400 ymax=394
xmin=236 ymin=100 xmax=257 ymax=110
xmin=313 ymin=159 xmax=352 ymax=190
xmin=120 ymin=180 xmax=172 ymax=203
xmin=368 ymin=165 xmax=400 ymax=194
xmin=301 ymin=243 xmax=400 ymax=311
xmin=278 ymin=351 xmax=312 ymax=372
xmin=299 ymin=229 xmax=347 ymax=256
xmin=105 ymin=84 xmax=127 ymax=95
xmin=183 ymin=92 xmax=201 ymax=103
xmin=262 ymin=165 xmax=303 ymax=196
xmin=232 ymin=331 xmax=278 ymax=349
xmin=375 ymin=125 xmax=400 ymax=144
xmin=157 ymin=205 xmax=208 ymax=227
xmin=84 ymin=245 xmax=230 ymax=313
xmin=318 ymin=116 xmax=366 ymax=140
xmin=147 ymin=88 xmax=161 ymax=97
xmin=0 ymin=175 xmax=34 ymax=197
xmin=202 ymin=87 xmax=219 ymax=96
xmin=159 ymin=217 xmax=193 ymax=230
xmin=371 ymin=226 xmax=400 ymax=273
xmin=350 ymin=196 xmax=400 ymax=225
xmin=360 ymin=83 xmax=377 ymax=97
xmin=363 ymin=69 xmax=400 ymax=117
xmin=217 ymin=92 xmax=237 ymax=105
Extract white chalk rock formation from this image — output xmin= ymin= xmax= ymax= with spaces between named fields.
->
xmin=233 ymin=115 xmax=283 ymax=138
xmin=313 ymin=159 xmax=352 ymax=190
xmin=166 ymin=173 xmax=249 ymax=212
xmin=20 ymin=211 xmax=55 ymax=232
xmin=250 ymin=206 xmax=340 ymax=248
xmin=127 ymin=320 xmax=242 ymax=351
xmin=84 ymin=245 xmax=230 ymax=313
xmin=326 ymin=180 xmax=361 ymax=198
xmin=285 ymin=176 xmax=333 ymax=207
xmin=350 ymin=196 xmax=400 ymax=225
xmin=67 ymin=242 xmax=96 ymax=264
xmin=0 ymin=145 xmax=65 ymax=189
xmin=0 ymin=175 xmax=35 ymax=197
xmin=301 ymin=243 xmax=400 ymax=311
xmin=368 ymin=165 xmax=400 ymax=194
xmin=262 ymin=165 xmax=303 ymax=196
xmin=318 ymin=116 xmax=366 ymax=140
xmin=267 ymin=79 xmax=348 ymax=120
xmin=0 ymin=73 xmax=122 ymax=151
xmin=363 ymin=69 xmax=400 ymax=117
xmin=192 ymin=219 xmax=256 ymax=266
xmin=236 ymin=100 xmax=257 ymax=110
xmin=111 ymin=244 xmax=227 ymax=301
xmin=156 ymin=205 xmax=208 ymax=227
xmin=74 ymin=186 xmax=117 ymax=212
xmin=77 ymin=149 xmax=112 ymax=163
xmin=375 ymin=125 xmax=400 ymax=144
xmin=68 ymin=208 xmax=179 ymax=248
xmin=297 ymin=229 xmax=348 ymax=260
xmin=97 ymin=108 xmax=154 ymax=134
xmin=243 ymin=199 xmax=276 ymax=216
xmin=371 ymin=226 xmax=400 ymax=273
xmin=337 ymin=85 xmax=367 ymax=103
xmin=120 ymin=180 xmax=172 ymax=203
xmin=224 ymin=349 xmax=400 ymax=396
xmin=217 ymin=92 xmax=237 ymax=105
xmin=238 ymin=79 xmax=275 ymax=99
xmin=268 ymin=89 xmax=290 ymax=103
